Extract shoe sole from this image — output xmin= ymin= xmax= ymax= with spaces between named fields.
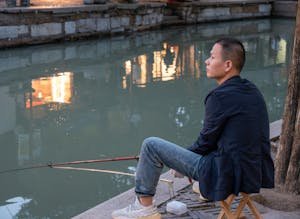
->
xmin=112 ymin=212 xmax=161 ymax=219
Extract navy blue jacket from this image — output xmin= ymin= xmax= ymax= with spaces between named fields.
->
xmin=188 ymin=76 xmax=274 ymax=201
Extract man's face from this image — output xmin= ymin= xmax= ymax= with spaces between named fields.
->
xmin=205 ymin=43 xmax=228 ymax=83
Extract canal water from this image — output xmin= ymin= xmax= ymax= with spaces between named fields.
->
xmin=0 ymin=18 xmax=295 ymax=218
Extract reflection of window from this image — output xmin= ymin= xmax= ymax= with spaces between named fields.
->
xmin=276 ymin=39 xmax=287 ymax=64
xmin=121 ymin=42 xmax=201 ymax=89
xmin=26 ymin=72 xmax=73 ymax=108
xmin=153 ymin=44 xmax=178 ymax=82
xmin=123 ymin=56 xmax=147 ymax=88
xmin=152 ymin=51 xmax=163 ymax=80
xmin=161 ymin=45 xmax=178 ymax=81
xmin=137 ymin=55 xmax=147 ymax=87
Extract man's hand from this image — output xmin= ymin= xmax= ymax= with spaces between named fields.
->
xmin=170 ymin=169 xmax=184 ymax=178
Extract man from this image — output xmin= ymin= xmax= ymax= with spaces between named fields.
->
xmin=112 ymin=38 xmax=274 ymax=219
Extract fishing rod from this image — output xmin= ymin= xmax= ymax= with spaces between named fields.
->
xmin=53 ymin=166 xmax=175 ymax=198
xmin=53 ymin=166 xmax=173 ymax=183
xmin=0 ymin=155 xmax=139 ymax=174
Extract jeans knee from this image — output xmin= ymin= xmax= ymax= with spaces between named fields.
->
xmin=141 ymin=137 xmax=159 ymax=152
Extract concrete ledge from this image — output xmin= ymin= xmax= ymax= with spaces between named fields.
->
xmin=73 ymin=170 xmax=190 ymax=219
xmin=270 ymin=119 xmax=282 ymax=140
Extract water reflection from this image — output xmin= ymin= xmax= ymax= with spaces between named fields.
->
xmin=0 ymin=18 xmax=295 ymax=219
xmin=122 ymin=43 xmax=201 ymax=89
xmin=26 ymin=72 xmax=73 ymax=109
xmin=120 ymin=37 xmax=289 ymax=91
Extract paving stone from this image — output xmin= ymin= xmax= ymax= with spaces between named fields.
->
xmin=142 ymin=15 xmax=150 ymax=25
xmin=199 ymin=8 xmax=230 ymax=18
xmin=111 ymin=17 xmax=121 ymax=29
xmin=121 ymin=17 xmax=130 ymax=27
xmin=111 ymin=27 xmax=125 ymax=33
xmin=149 ymin=13 xmax=157 ymax=25
xmin=77 ymin=18 xmax=97 ymax=33
xmin=259 ymin=4 xmax=271 ymax=13
xmin=0 ymin=25 xmax=28 ymax=39
xmin=31 ymin=23 xmax=62 ymax=37
xmin=97 ymin=17 xmax=110 ymax=32
xmin=65 ymin=21 xmax=76 ymax=34
xmin=135 ymin=15 xmax=142 ymax=26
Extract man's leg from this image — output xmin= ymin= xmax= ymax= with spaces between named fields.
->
xmin=135 ymin=137 xmax=204 ymax=205
xmin=111 ymin=137 xmax=204 ymax=218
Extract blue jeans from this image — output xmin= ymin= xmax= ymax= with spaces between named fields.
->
xmin=135 ymin=137 xmax=205 ymax=197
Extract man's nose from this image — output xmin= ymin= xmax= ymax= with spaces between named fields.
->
xmin=205 ymin=59 xmax=209 ymax=65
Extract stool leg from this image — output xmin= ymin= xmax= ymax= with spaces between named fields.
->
xmin=217 ymin=194 xmax=236 ymax=219
xmin=240 ymin=193 xmax=262 ymax=219
xmin=234 ymin=196 xmax=248 ymax=218
xmin=218 ymin=193 xmax=263 ymax=219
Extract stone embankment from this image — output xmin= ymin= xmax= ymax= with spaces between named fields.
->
xmin=0 ymin=3 xmax=165 ymax=48
xmin=0 ymin=0 xmax=274 ymax=48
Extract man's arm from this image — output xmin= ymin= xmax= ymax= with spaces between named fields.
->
xmin=187 ymin=92 xmax=226 ymax=155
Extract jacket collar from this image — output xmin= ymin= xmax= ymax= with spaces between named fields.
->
xmin=204 ymin=75 xmax=242 ymax=104
xmin=219 ymin=75 xmax=241 ymax=87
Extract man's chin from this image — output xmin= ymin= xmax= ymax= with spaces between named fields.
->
xmin=206 ymin=73 xmax=213 ymax=78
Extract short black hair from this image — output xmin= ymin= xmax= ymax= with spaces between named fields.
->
xmin=215 ymin=38 xmax=246 ymax=72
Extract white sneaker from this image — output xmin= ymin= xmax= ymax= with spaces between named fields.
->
xmin=111 ymin=198 xmax=161 ymax=219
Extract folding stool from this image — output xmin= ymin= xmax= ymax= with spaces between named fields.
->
xmin=217 ymin=192 xmax=262 ymax=219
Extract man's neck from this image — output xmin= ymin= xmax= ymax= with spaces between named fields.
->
xmin=216 ymin=72 xmax=240 ymax=85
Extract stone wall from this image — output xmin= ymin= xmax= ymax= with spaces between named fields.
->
xmin=0 ymin=3 xmax=165 ymax=48
xmin=0 ymin=1 xmax=274 ymax=48
xmin=168 ymin=0 xmax=272 ymax=23
xmin=272 ymin=0 xmax=298 ymax=17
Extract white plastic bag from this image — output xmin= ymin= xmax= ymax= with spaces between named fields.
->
xmin=166 ymin=200 xmax=188 ymax=215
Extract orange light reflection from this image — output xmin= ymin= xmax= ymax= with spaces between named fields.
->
xmin=26 ymin=72 xmax=73 ymax=108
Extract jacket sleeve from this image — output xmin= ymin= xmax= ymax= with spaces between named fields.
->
xmin=187 ymin=92 xmax=227 ymax=155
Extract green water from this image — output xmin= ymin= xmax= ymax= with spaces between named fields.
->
xmin=0 ymin=18 xmax=295 ymax=218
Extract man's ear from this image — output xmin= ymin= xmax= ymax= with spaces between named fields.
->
xmin=224 ymin=60 xmax=233 ymax=72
